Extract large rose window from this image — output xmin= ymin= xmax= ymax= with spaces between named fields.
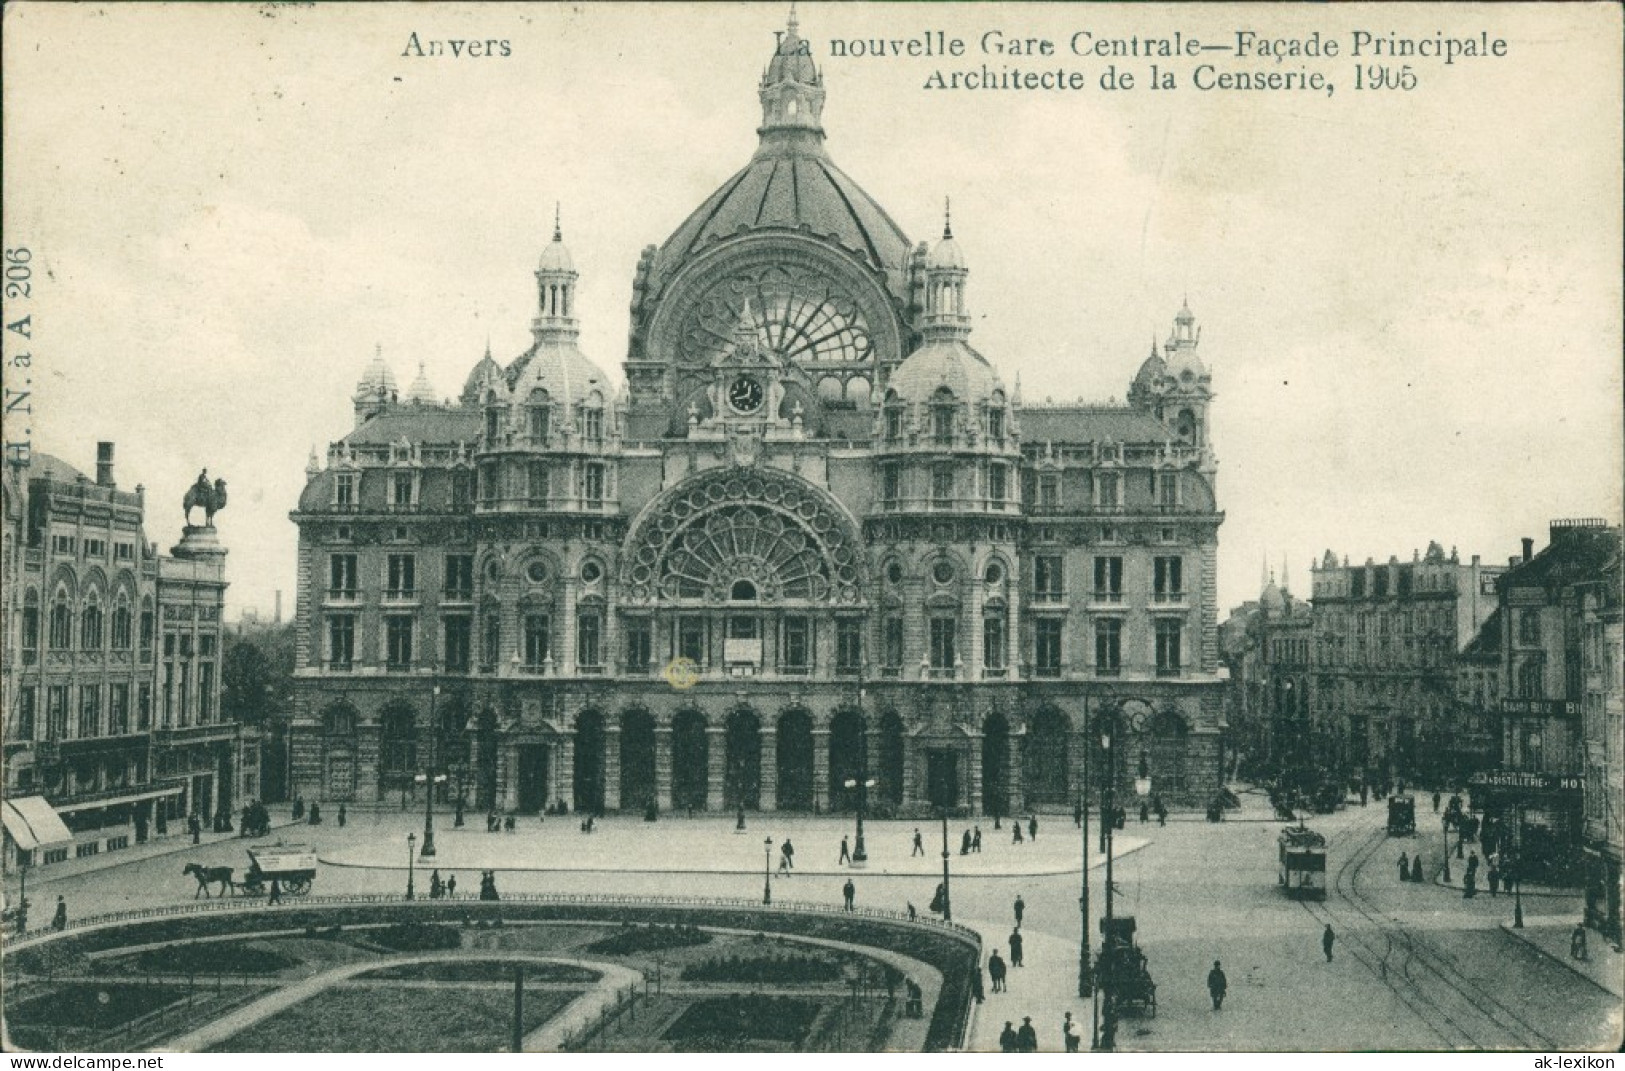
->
xmin=622 ymin=471 xmax=865 ymax=605
xmin=679 ymin=265 xmax=872 ymax=368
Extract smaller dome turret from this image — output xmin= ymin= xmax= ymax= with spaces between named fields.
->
xmin=460 ymin=341 xmax=504 ymax=406
xmin=537 ymin=204 xmax=574 ymax=274
xmin=355 ymin=343 xmax=397 ymax=398
xmin=407 ymin=362 xmax=437 ymax=405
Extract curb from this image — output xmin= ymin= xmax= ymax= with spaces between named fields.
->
xmin=1499 ymin=922 xmax=1624 ymax=999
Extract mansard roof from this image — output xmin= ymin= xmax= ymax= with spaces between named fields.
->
xmin=1018 ymin=406 xmax=1171 ymax=445
xmin=341 ymin=406 xmax=481 ymax=446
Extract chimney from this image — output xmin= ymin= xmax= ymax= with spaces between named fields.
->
xmin=96 ymin=442 xmax=115 ymax=487
xmin=1521 ymin=537 xmax=1534 ymax=562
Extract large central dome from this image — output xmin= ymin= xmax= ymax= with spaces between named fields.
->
xmin=648 ymin=10 xmax=911 ymax=302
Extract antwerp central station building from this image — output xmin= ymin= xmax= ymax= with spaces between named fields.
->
xmin=289 ymin=15 xmax=1228 ymax=817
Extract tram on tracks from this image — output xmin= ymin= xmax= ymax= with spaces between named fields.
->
xmin=1278 ymin=826 xmax=1328 ymax=900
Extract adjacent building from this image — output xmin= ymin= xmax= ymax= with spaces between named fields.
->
xmin=1219 ymin=567 xmax=1312 ymax=782
xmin=1472 ymin=520 xmax=1620 ymax=896
xmin=2 ymin=445 xmax=233 ymax=871
xmin=1308 ymin=543 xmax=1504 ymax=786
xmin=286 ymin=11 xmax=1229 ymax=818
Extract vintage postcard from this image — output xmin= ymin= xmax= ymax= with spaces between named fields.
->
xmin=2 ymin=1 xmax=1621 ymax=1059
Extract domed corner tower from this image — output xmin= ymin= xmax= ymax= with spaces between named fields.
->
xmin=1130 ymin=300 xmax=1214 ymax=454
xmin=621 ymin=7 xmax=914 ymax=440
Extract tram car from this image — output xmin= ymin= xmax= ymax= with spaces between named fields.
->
xmin=1387 ymin=795 xmax=1416 ymax=836
xmin=1278 ymin=827 xmax=1328 ymax=900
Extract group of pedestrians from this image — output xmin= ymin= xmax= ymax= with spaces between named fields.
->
xmin=424 ymin=869 xmax=459 ymax=899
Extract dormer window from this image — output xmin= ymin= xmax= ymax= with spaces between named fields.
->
xmin=1097 ymin=471 xmax=1121 ymax=509
xmin=885 ymin=407 xmax=903 ymax=440
xmin=529 ymin=405 xmax=550 ymax=442
xmin=334 ymin=472 xmax=356 ymax=508
xmin=987 ymin=407 xmax=1004 ymax=441
xmin=581 ymin=407 xmax=604 ymax=442
xmin=484 ymin=407 xmax=501 ymax=443
xmin=932 ymin=401 xmax=955 ymax=444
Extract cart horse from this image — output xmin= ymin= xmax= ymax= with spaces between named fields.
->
xmin=183 ymin=863 xmax=236 ymax=899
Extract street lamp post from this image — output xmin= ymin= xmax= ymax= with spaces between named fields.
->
xmin=939 ymin=808 xmax=952 ymax=922
xmin=406 ymin=832 xmax=416 ymax=900
xmin=1099 ymin=721 xmax=1118 ymax=1052
xmin=1512 ymin=857 xmax=1524 ymax=928
xmin=1441 ymin=815 xmax=1453 ymax=884
xmin=420 ymin=682 xmax=443 ymax=858
xmin=1078 ymin=743 xmax=1093 ymax=1000
xmin=845 ymin=777 xmax=876 ymax=865
xmin=763 ymin=836 xmax=773 ymax=905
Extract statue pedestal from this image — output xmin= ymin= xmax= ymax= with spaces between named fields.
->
xmin=172 ymin=524 xmax=227 ymax=560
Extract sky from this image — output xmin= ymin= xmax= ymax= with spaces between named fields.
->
xmin=4 ymin=2 xmax=1620 ymax=619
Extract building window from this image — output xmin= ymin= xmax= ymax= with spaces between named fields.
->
xmin=581 ymin=407 xmax=604 ymax=442
xmin=988 ymin=464 xmax=1007 ymax=506
xmin=485 ymin=407 xmax=502 ymax=444
xmin=111 ymin=601 xmax=132 ymax=649
xmin=79 ymin=685 xmax=101 ymax=738
xmin=80 ymin=596 xmax=103 ymax=651
xmin=987 ymin=407 xmax=1005 ymax=441
xmin=881 ymin=463 xmax=901 ymax=506
xmin=528 ymin=461 xmax=549 ymax=503
xmin=390 ymin=471 xmax=415 ymax=508
xmin=444 ymin=554 xmax=473 ymax=600
xmin=385 ymin=616 xmax=414 ymax=670
xmin=836 ymin=619 xmax=863 ymax=675
xmin=1093 ymin=556 xmax=1124 ymax=602
xmin=139 ymin=604 xmax=154 ymax=661
xmin=932 ymin=403 xmax=955 ymax=444
xmin=443 ymin=616 xmax=471 ymax=672
xmin=334 ymin=472 xmax=356 ymax=508
xmin=199 ymin=662 xmax=215 ymax=720
xmin=929 ymin=618 xmax=957 ymax=672
xmin=84 ymin=538 xmax=106 ymax=558
xmin=1155 ymin=619 xmax=1183 ymax=676
xmin=625 ymin=621 xmax=652 ymax=672
xmin=1037 ymin=473 xmax=1059 ymax=511
xmin=1153 ymin=556 xmax=1184 ymax=601
xmin=529 ymin=405 xmax=550 ymax=442
xmin=885 ymin=407 xmax=904 ymax=440
xmin=109 ymin=683 xmax=129 ymax=735
xmin=679 ymin=617 xmax=709 ymax=666
xmin=330 ymin=553 xmax=358 ymax=597
xmin=1517 ymin=661 xmax=1544 ymax=698
xmin=386 ymin=554 xmax=416 ymax=598
xmin=932 ymin=465 xmax=954 ymax=508
xmin=523 ymin=613 xmax=551 ymax=669
xmin=1097 ymin=471 xmax=1121 ymax=509
xmin=49 ymin=593 xmax=72 ymax=649
xmin=1518 ymin=609 xmax=1541 ymax=645
xmin=115 ymin=541 xmax=134 ymax=561
xmin=46 ymin=686 xmax=69 ymax=740
xmin=1034 ymin=556 xmax=1064 ymax=604
xmin=577 ymin=613 xmax=603 ymax=668
xmin=781 ymin=616 xmax=810 ymax=673
xmin=1095 ymin=618 xmax=1122 ymax=676
xmin=22 ymin=596 xmax=39 ymax=664
xmin=479 ymin=461 xmax=498 ymax=503
xmin=882 ymin=616 xmax=904 ymax=671
xmin=983 ymin=615 xmax=1006 ymax=672
xmin=328 ymin=615 xmax=356 ymax=671
xmin=584 ymin=463 xmax=605 ymax=507
xmin=482 ymin=613 xmax=501 ymax=669
xmin=51 ymin=533 xmax=76 ymax=555
xmin=1157 ymin=471 xmax=1179 ymax=509
xmin=1035 ymin=619 xmax=1063 ymax=678
xmin=17 ymin=687 xmax=36 ymax=741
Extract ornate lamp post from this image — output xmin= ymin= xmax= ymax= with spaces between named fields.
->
xmin=763 ymin=836 xmax=773 ymax=905
xmin=1099 ymin=719 xmax=1117 ymax=1051
xmin=939 ymin=807 xmax=953 ymax=922
xmin=419 ymin=679 xmax=444 ymax=858
xmin=1078 ymin=735 xmax=1093 ymax=1001
xmin=406 ymin=832 xmax=416 ymax=900
xmin=1441 ymin=814 xmax=1453 ymax=884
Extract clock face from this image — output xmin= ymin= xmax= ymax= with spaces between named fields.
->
xmin=728 ymin=375 xmax=765 ymax=414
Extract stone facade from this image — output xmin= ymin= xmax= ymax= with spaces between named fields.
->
xmin=287 ymin=12 xmax=1228 ymax=817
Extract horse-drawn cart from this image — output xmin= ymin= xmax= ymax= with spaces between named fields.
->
xmin=240 ymin=844 xmax=318 ymax=896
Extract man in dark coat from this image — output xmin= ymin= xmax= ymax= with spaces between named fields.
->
xmin=987 ymin=951 xmax=1007 ymax=992
xmin=1016 ymin=1017 xmax=1039 ymax=1052
xmin=1398 ymin=852 xmax=1410 ymax=882
xmin=842 ymin=878 xmax=856 ymax=911
xmin=1322 ymin=924 xmax=1336 ymax=962
xmin=972 ymin=825 xmax=982 ymax=852
xmin=1207 ymin=960 xmax=1227 ymax=1010
xmin=1013 ymin=894 xmax=1025 ymax=928
xmin=52 ymin=895 xmax=67 ymax=931
xmin=912 ymin=828 xmax=925 ymax=856
xmin=1008 ymin=929 xmax=1024 ymax=967
xmin=998 ymin=1022 xmax=1018 ymax=1052
xmin=839 ymin=836 xmax=851 ymax=865
xmin=1028 ymin=815 xmax=1039 ymax=841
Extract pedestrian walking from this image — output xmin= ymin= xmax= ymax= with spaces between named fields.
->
xmin=998 ymin=1022 xmax=1018 ymax=1052
xmin=972 ymin=825 xmax=982 ymax=852
xmin=842 ymin=878 xmax=856 ymax=911
xmin=446 ymin=873 xmax=457 ymax=898
xmin=961 ymin=829 xmax=972 ymax=855
xmin=1462 ymin=869 xmax=1477 ymax=898
xmin=268 ymin=878 xmax=282 ymax=905
xmin=1028 ymin=815 xmax=1038 ymax=841
xmin=1017 ymin=1016 xmax=1038 ymax=1052
xmin=1322 ymin=924 xmax=1335 ymax=962
xmin=1207 ymin=960 xmax=1227 ymax=1010
xmin=1013 ymin=894 xmax=1025 ymax=928
xmin=1012 ymin=822 xmax=1024 ymax=845
xmin=1063 ymin=1011 xmax=1080 ymax=1052
xmin=839 ymin=836 xmax=851 ymax=865
xmin=1074 ymin=800 xmax=1083 ymax=828
xmin=988 ymin=951 xmax=1007 ymax=992
xmin=1008 ymin=929 xmax=1024 ymax=967
xmin=912 ymin=828 xmax=924 ymax=856
xmin=52 ymin=895 xmax=67 ymax=932
xmin=1571 ymin=923 xmax=1589 ymax=961
xmin=337 ymin=803 xmax=347 ymax=827
xmin=189 ymin=813 xmax=202 ymax=845
xmin=1397 ymin=852 xmax=1410 ymax=882
xmin=1432 ymin=790 xmax=1441 ymax=813
xmin=1410 ymin=855 xmax=1424 ymax=882
xmin=1359 ymin=783 xmax=1369 ymax=806
xmin=1140 ymin=801 xmax=1150 ymax=824
xmin=907 ymin=901 xmax=917 ymax=921
xmin=1488 ymin=863 xmax=1500 ymax=897
xmin=782 ymin=838 xmax=795 ymax=870
xmin=971 ymin=963 xmax=985 ymax=1003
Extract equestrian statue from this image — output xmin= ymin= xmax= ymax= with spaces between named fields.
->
xmin=183 ymin=469 xmax=228 ymax=527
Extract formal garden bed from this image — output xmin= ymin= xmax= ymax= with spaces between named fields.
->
xmin=357 ymin=959 xmax=600 ymax=984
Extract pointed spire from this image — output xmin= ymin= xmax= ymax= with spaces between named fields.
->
xmin=553 ymin=202 xmax=562 ymax=242
xmin=1282 ymin=554 xmax=1291 ymax=594
xmin=485 ymin=336 xmax=493 ymax=361
xmin=787 ymin=0 xmax=798 ymax=36
xmin=943 ymin=196 xmax=953 ymax=240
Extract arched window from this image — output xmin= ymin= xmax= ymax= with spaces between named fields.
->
xmin=111 ymin=595 xmax=133 ymax=650
xmin=580 ymin=405 xmax=604 ymax=442
xmin=21 ymin=589 xmax=39 ymax=663
xmin=49 ymin=590 xmax=72 ymax=649
xmin=931 ymin=389 xmax=956 ymax=444
xmin=81 ymin=593 xmax=103 ymax=651
xmin=139 ymin=596 xmax=155 ymax=660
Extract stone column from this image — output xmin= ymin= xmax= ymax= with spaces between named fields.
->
xmin=812 ymin=727 xmax=831 ymax=812
xmin=759 ymin=730 xmax=778 ymax=811
xmin=901 ymin=734 xmax=918 ymax=807
xmin=655 ymin=725 xmax=673 ymax=810
xmin=969 ymin=734 xmax=984 ymax=815
xmin=706 ymin=727 xmax=726 ymax=811
xmin=499 ymin=745 xmax=517 ymax=811
xmin=603 ymin=725 xmax=622 ymax=811
xmin=1006 ymin=730 xmax=1025 ymax=814
xmin=556 ymin=735 xmax=575 ymax=811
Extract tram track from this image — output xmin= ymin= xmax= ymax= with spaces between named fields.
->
xmin=1297 ymin=822 xmax=1562 ymax=1051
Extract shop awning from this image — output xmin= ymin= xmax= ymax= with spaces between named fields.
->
xmin=1 ymin=796 xmax=74 ymax=851
xmin=53 ymin=785 xmax=185 ymax=815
